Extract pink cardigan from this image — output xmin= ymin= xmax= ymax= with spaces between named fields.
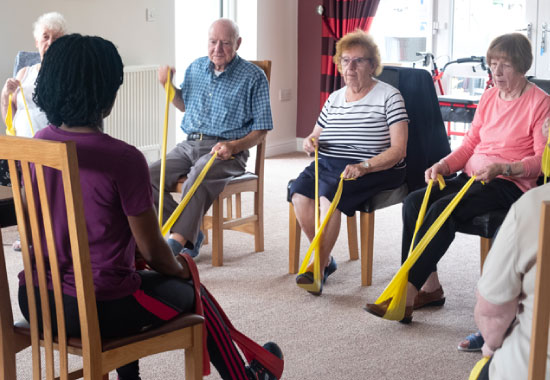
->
xmin=443 ymin=85 xmax=550 ymax=192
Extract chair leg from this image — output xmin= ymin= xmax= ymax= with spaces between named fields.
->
xmin=212 ymin=197 xmax=224 ymax=266
xmin=236 ymin=193 xmax=242 ymax=218
xmin=347 ymin=214 xmax=359 ymax=261
xmin=480 ymin=237 xmax=492 ymax=274
xmin=254 ymin=191 xmax=264 ymax=253
xmin=360 ymin=211 xmax=375 ymax=286
xmin=0 ymin=335 xmax=16 ymax=380
xmin=289 ymin=203 xmax=301 ymax=274
xmin=202 ymin=218 xmax=209 ymax=245
xmin=226 ymin=197 xmax=233 ymax=219
xmin=185 ymin=323 xmax=204 ymax=380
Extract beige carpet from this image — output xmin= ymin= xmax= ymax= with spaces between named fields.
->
xmin=1 ymin=152 xmax=483 ymax=379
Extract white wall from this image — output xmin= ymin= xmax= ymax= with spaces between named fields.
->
xmin=0 ymin=0 xmax=175 ymax=135
xmin=0 ymin=0 xmax=299 ymax=156
xmin=257 ymin=0 xmax=298 ymax=157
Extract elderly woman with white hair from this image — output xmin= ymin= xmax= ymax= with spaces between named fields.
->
xmin=290 ymin=29 xmax=409 ymax=295
xmin=0 ymin=12 xmax=67 ymax=251
xmin=1 ymin=11 xmax=67 ymax=138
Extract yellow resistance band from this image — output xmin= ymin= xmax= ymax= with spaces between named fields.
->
xmin=373 ymin=175 xmax=476 ymax=320
xmin=407 ymin=176 xmax=446 ymax=255
xmin=542 ymin=131 xmax=550 ymax=184
xmin=469 ymin=357 xmax=490 ymax=380
xmin=4 ymin=86 xmax=35 ymax=137
xmin=19 ymin=85 xmax=34 ymax=136
xmin=5 ymin=95 xmax=15 ymax=136
xmin=161 ymin=152 xmax=218 ymax=236
xmin=298 ymin=141 xmax=322 ymax=292
xmin=297 ymin=174 xmax=345 ymax=293
xmin=158 ymin=70 xmax=176 ymax=227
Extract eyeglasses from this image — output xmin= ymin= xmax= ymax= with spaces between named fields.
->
xmin=340 ymin=57 xmax=370 ymax=67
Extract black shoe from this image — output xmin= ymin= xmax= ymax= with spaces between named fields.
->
xmin=247 ymin=342 xmax=283 ymax=380
xmin=295 ymin=256 xmax=337 ymax=296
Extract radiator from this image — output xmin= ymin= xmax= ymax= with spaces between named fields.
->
xmin=103 ymin=65 xmax=165 ymax=163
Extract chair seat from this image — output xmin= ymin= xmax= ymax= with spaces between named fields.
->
xmin=228 ymin=171 xmax=258 ymax=184
xmin=357 ymin=183 xmax=408 ymax=213
xmin=456 ymin=209 xmax=507 ymax=239
xmin=14 ymin=313 xmax=204 ymax=351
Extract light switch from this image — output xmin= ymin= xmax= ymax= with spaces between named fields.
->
xmin=146 ymin=8 xmax=156 ymax=22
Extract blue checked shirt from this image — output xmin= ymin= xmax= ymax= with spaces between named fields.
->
xmin=180 ymin=55 xmax=273 ymax=140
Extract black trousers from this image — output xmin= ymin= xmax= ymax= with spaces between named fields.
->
xmin=19 ymin=270 xmax=250 ymax=380
xmin=401 ymin=173 xmax=523 ymax=289
xmin=477 ymin=356 xmax=492 ymax=380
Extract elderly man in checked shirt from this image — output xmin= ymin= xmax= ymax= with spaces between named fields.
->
xmin=151 ymin=18 xmax=273 ymax=258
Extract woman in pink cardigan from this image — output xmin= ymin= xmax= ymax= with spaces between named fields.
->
xmin=365 ymin=33 xmax=550 ymax=324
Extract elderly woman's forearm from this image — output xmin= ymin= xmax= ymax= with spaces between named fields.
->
xmin=474 ymin=294 xmax=518 ymax=352
xmin=520 ymin=155 xmax=542 ymax=178
xmin=367 ymin=146 xmax=406 ymax=172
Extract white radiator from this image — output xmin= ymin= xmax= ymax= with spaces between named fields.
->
xmin=103 ymin=65 xmax=164 ymax=163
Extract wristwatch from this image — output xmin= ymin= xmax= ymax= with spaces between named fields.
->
xmin=361 ymin=161 xmax=371 ymax=170
xmin=503 ymin=164 xmax=512 ymax=177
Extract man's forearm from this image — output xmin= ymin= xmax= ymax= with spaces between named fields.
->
xmin=172 ymin=87 xmax=185 ymax=112
xmin=231 ymin=130 xmax=267 ymax=153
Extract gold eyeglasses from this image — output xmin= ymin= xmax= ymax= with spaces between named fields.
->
xmin=340 ymin=57 xmax=370 ymax=67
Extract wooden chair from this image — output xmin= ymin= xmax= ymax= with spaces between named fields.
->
xmin=177 ymin=60 xmax=271 ymax=267
xmin=289 ymin=66 xmax=451 ymax=286
xmin=528 ymin=200 xmax=550 ymax=379
xmin=0 ymin=135 xmax=204 ymax=380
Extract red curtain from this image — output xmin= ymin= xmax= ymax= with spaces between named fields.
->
xmin=320 ymin=0 xmax=380 ymax=107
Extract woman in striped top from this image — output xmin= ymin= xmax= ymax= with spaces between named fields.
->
xmin=290 ymin=29 xmax=409 ymax=295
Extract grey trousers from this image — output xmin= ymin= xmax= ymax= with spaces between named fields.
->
xmin=150 ymin=139 xmax=248 ymax=244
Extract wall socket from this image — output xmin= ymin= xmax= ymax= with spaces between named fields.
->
xmin=279 ymin=88 xmax=292 ymax=102
xmin=146 ymin=8 xmax=156 ymax=22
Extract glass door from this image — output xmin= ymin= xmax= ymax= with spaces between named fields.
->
xmin=531 ymin=0 xmax=550 ymax=78
xmin=452 ymin=0 xmax=540 ymax=76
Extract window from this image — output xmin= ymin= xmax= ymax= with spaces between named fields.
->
xmin=452 ymin=0 xmax=527 ymax=59
xmin=370 ymin=0 xmax=433 ymax=65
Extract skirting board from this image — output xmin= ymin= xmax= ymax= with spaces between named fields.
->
xmin=265 ymin=138 xmax=303 ymax=158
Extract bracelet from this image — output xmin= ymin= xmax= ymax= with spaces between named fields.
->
xmin=503 ymin=164 xmax=512 ymax=177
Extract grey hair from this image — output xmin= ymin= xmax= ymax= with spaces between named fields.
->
xmin=33 ymin=12 xmax=67 ymax=41
xmin=210 ymin=18 xmax=240 ymax=42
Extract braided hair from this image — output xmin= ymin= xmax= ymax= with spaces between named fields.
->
xmin=34 ymin=33 xmax=123 ymax=128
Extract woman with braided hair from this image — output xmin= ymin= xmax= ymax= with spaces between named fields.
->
xmin=18 ymin=33 xmax=283 ymax=380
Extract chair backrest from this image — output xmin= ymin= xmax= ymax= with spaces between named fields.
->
xmin=250 ymin=60 xmax=272 ymax=84
xmin=0 ymin=135 xmax=101 ymax=377
xmin=528 ymin=200 xmax=550 ymax=379
xmin=13 ymin=51 xmax=40 ymax=77
xmin=529 ymin=77 xmax=550 ymax=94
xmin=248 ymin=60 xmax=271 ymax=176
xmin=376 ymin=66 xmax=451 ymax=192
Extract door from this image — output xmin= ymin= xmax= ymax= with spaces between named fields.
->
xmin=532 ymin=0 xmax=550 ymax=78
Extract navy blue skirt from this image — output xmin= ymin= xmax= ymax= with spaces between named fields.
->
xmin=289 ymin=156 xmax=406 ymax=217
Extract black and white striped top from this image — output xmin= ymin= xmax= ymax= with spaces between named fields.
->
xmin=317 ymin=80 xmax=408 ymax=162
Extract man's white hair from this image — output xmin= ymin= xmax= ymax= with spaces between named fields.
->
xmin=209 ymin=18 xmax=240 ymax=41
xmin=33 ymin=12 xmax=67 ymax=41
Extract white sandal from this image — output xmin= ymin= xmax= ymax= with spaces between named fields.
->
xmin=12 ymin=239 xmax=21 ymax=252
